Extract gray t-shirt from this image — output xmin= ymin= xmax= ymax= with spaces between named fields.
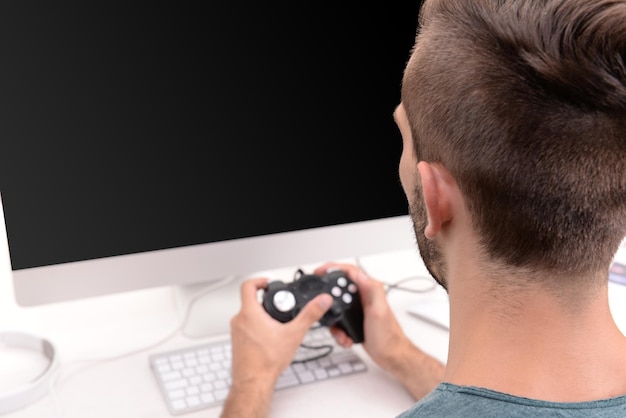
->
xmin=397 ymin=383 xmax=626 ymax=417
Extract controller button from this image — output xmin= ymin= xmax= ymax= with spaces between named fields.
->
xmin=331 ymin=286 xmax=342 ymax=297
xmin=336 ymin=277 xmax=348 ymax=287
xmin=273 ymin=290 xmax=296 ymax=312
xmin=348 ymin=283 xmax=358 ymax=293
xmin=342 ymin=293 xmax=353 ymax=304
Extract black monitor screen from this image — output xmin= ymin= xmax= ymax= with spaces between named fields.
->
xmin=0 ymin=2 xmax=422 ymax=270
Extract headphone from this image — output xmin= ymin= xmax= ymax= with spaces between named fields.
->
xmin=0 ymin=331 xmax=58 ymax=415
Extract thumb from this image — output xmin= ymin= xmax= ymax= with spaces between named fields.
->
xmin=293 ymin=293 xmax=333 ymax=329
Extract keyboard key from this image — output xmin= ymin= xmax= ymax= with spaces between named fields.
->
xmin=275 ymin=373 xmax=300 ymax=389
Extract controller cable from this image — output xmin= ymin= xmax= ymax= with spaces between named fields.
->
xmin=293 ymin=325 xmax=335 ymax=364
xmin=291 ymin=268 xmax=306 ymax=281
xmin=286 ymin=269 xmax=336 ymax=362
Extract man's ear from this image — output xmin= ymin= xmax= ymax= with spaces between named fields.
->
xmin=417 ymin=161 xmax=454 ymax=239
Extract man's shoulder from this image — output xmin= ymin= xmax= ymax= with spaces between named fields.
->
xmin=397 ymin=383 xmax=626 ymax=418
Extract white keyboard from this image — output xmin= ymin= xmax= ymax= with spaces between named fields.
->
xmin=149 ymin=326 xmax=368 ymax=415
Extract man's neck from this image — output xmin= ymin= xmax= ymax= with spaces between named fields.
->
xmin=443 ymin=269 xmax=626 ymax=402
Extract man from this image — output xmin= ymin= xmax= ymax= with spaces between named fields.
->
xmin=222 ymin=0 xmax=626 ymax=416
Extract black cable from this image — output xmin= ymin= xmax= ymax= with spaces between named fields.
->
xmin=291 ymin=343 xmax=334 ymax=363
xmin=292 ymin=323 xmax=335 ymax=363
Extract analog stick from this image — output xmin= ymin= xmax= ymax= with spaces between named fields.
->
xmin=272 ymin=290 xmax=296 ymax=312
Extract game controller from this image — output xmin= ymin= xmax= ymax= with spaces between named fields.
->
xmin=262 ymin=269 xmax=365 ymax=343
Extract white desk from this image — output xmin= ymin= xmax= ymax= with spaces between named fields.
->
xmin=2 ymin=244 xmax=625 ymax=418
xmin=0 ymin=243 xmax=453 ymax=418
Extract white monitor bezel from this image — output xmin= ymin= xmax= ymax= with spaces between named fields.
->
xmin=3 ymin=190 xmax=415 ymax=307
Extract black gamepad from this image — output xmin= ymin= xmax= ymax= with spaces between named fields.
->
xmin=262 ymin=269 xmax=365 ymax=343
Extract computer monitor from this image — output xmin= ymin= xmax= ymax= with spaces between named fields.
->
xmin=0 ymin=3 xmax=423 ymax=312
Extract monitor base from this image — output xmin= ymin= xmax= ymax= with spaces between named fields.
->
xmin=172 ymin=276 xmax=245 ymax=339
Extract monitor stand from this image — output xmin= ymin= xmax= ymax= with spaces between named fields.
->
xmin=172 ymin=276 xmax=246 ymax=339
xmin=171 ymin=264 xmax=305 ymax=339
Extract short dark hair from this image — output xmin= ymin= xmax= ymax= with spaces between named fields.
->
xmin=402 ymin=0 xmax=626 ymax=278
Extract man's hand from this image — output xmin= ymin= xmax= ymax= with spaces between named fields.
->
xmin=220 ymin=277 xmax=332 ymax=418
xmin=314 ymin=263 xmax=445 ymax=400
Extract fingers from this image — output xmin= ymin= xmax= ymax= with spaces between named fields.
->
xmin=239 ymin=277 xmax=269 ymax=306
xmin=314 ymin=262 xmax=384 ymax=307
xmin=292 ymin=293 xmax=333 ymax=329
xmin=329 ymin=326 xmax=353 ymax=348
xmin=240 ymin=277 xmax=333 ymax=329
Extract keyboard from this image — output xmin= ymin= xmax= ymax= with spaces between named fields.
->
xmin=149 ymin=326 xmax=368 ymax=415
